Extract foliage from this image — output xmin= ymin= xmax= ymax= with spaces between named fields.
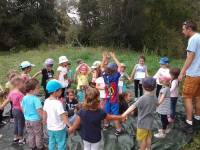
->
xmin=78 ymin=0 xmax=200 ymax=56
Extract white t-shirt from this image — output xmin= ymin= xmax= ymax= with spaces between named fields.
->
xmin=153 ymin=68 xmax=170 ymax=85
xmin=43 ymin=98 xmax=66 ymax=131
xmin=170 ymin=79 xmax=179 ymax=97
xmin=134 ymin=64 xmax=147 ymax=80
xmin=95 ymin=77 xmax=106 ymax=99
xmin=57 ymin=66 xmax=68 ymax=87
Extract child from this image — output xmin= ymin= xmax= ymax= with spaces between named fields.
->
xmin=119 ymin=92 xmax=130 ymax=115
xmin=5 ymin=70 xmax=20 ymax=122
xmin=66 ymin=62 xmax=74 ymax=88
xmin=131 ymin=55 xmax=148 ymax=101
xmin=0 ymin=77 xmax=25 ymax=144
xmin=91 ymin=61 xmax=102 ymax=83
xmin=122 ymin=77 xmax=157 ymax=150
xmin=21 ymin=79 xmax=44 ymax=150
xmin=102 ymin=62 xmax=122 ymax=135
xmin=65 ymin=89 xmax=79 ymax=124
xmin=154 ymin=76 xmax=171 ymax=138
xmin=33 ymin=58 xmax=54 ymax=98
xmin=43 ymin=79 xmax=71 ymax=150
xmin=0 ymin=86 xmax=7 ymax=126
xmin=153 ymin=57 xmax=170 ymax=97
xmin=110 ymin=52 xmax=130 ymax=93
xmin=56 ymin=56 xmax=69 ymax=98
xmin=20 ymin=61 xmax=35 ymax=82
xmin=75 ymin=63 xmax=90 ymax=102
xmin=95 ymin=75 xmax=106 ymax=110
xmin=69 ymin=87 xmax=124 ymax=150
xmin=169 ymin=67 xmax=180 ymax=121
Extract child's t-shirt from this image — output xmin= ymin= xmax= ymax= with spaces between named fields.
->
xmin=156 ymin=86 xmax=171 ymax=115
xmin=57 ymin=66 xmax=68 ymax=88
xmin=170 ymin=79 xmax=179 ymax=97
xmin=21 ymin=73 xmax=31 ymax=82
xmin=95 ymin=77 xmax=106 ymax=99
xmin=8 ymin=89 xmax=24 ymax=111
xmin=41 ymin=68 xmax=54 ymax=87
xmin=65 ymin=98 xmax=78 ymax=117
xmin=134 ymin=94 xmax=157 ymax=130
xmin=134 ymin=64 xmax=147 ymax=80
xmin=43 ymin=98 xmax=66 ymax=131
xmin=78 ymin=109 xmax=107 ymax=143
xmin=119 ymin=72 xmax=129 ymax=86
xmin=77 ymin=74 xmax=89 ymax=90
xmin=153 ymin=68 xmax=170 ymax=85
xmin=21 ymin=95 xmax=42 ymax=121
xmin=103 ymin=72 xmax=121 ymax=103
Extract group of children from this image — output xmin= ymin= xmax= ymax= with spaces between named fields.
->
xmin=0 ymin=52 xmax=181 ymax=150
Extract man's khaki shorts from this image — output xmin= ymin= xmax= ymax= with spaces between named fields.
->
xmin=182 ymin=76 xmax=200 ymax=98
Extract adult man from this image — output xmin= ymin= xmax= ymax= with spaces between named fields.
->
xmin=179 ymin=20 xmax=200 ymax=133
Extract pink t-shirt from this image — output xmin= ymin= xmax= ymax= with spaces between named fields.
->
xmin=8 ymin=89 xmax=24 ymax=111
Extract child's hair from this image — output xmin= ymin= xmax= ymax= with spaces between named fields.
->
xmin=7 ymin=70 xmax=19 ymax=81
xmin=119 ymin=92 xmax=128 ymax=104
xmin=11 ymin=77 xmax=24 ymax=88
xmin=67 ymin=89 xmax=75 ymax=95
xmin=76 ymin=59 xmax=84 ymax=65
xmin=25 ymin=79 xmax=40 ymax=93
xmin=83 ymin=87 xmax=100 ymax=110
xmin=139 ymin=55 xmax=145 ymax=61
xmin=21 ymin=66 xmax=31 ymax=71
xmin=170 ymin=67 xmax=180 ymax=80
xmin=0 ymin=87 xmax=7 ymax=99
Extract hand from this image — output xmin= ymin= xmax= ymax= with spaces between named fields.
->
xmin=68 ymin=127 xmax=74 ymax=134
xmin=109 ymin=52 xmax=115 ymax=58
xmin=121 ymin=114 xmax=127 ymax=122
xmin=178 ymin=72 xmax=185 ymax=81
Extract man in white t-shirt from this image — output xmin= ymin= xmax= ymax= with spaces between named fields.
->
xmin=179 ymin=20 xmax=200 ymax=133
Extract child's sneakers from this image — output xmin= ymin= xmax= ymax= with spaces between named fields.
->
xmin=115 ymin=129 xmax=123 ymax=136
xmin=12 ymin=138 xmax=19 ymax=143
xmin=18 ymin=138 xmax=26 ymax=145
xmin=158 ymin=128 xmax=171 ymax=134
xmin=154 ymin=131 xmax=166 ymax=138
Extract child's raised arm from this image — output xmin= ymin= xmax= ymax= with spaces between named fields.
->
xmin=110 ymin=52 xmax=121 ymax=67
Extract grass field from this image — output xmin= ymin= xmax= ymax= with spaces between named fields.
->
xmin=0 ymin=45 xmax=183 ymax=85
xmin=0 ymin=45 xmax=199 ymax=149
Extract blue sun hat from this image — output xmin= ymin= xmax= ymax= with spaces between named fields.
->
xmin=159 ymin=57 xmax=169 ymax=65
xmin=46 ymin=79 xmax=63 ymax=93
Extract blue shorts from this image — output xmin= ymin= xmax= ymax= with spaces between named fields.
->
xmin=104 ymin=101 xmax=119 ymax=115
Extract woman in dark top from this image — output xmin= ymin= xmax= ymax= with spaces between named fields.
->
xmin=69 ymin=87 xmax=124 ymax=150
xmin=32 ymin=58 xmax=54 ymax=98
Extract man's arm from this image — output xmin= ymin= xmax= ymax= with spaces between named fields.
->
xmin=178 ymin=52 xmax=195 ymax=81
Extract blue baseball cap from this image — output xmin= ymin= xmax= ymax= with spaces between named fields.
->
xmin=159 ymin=57 xmax=169 ymax=65
xmin=46 ymin=80 xmax=63 ymax=93
xmin=107 ymin=63 xmax=118 ymax=70
xmin=142 ymin=77 xmax=156 ymax=91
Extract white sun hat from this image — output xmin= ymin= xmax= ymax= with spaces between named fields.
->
xmin=59 ymin=56 xmax=69 ymax=64
xmin=20 ymin=61 xmax=35 ymax=69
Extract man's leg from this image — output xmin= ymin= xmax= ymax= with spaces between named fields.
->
xmin=183 ymin=97 xmax=193 ymax=123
